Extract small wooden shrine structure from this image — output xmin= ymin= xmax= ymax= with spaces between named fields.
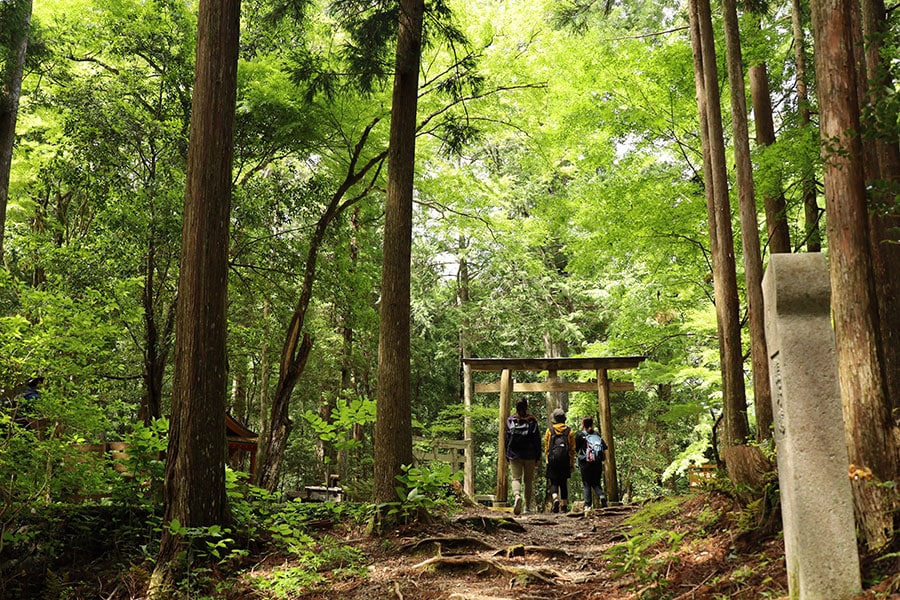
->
xmin=463 ymin=356 xmax=645 ymax=505
xmin=226 ymin=413 xmax=259 ymax=477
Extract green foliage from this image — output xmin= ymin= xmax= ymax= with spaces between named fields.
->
xmin=623 ymin=495 xmax=690 ymax=533
xmin=1 ymin=0 xmax=864 ymax=542
xmin=385 ymin=462 xmax=462 ymax=521
xmin=111 ymin=418 xmax=168 ymax=505
xmin=249 ymin=535 xmax=367 ymax=598
xmin=303 ymin=394 xmax=376 ymax=453
xmin=226 ymin=469 xmax=373 ymax=543
xmin=662 ymin=413 xmax=715 ymax=483
xmin=163 ymin=518 xmax=246 ymax=598
xmin=0 ymin=504 xmax=159 ymax=598
xmin=605 ymin=529 xmax=685 ymax=597
xmin=218 ymin=476 xmax=372 ymax=598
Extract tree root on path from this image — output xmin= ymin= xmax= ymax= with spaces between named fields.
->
xmin=492 ymin=544 xmax=573 ymax=560
xmin=451 ymin=514 xmax=526 ymax=533
xmin=397 ymin=536 xmax=497 ymax=554
xmin=411 ymin=555 xmax=559 ymax=585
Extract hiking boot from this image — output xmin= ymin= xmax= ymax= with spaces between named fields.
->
xmin=584 ymin=505 xmax=592 ymax=515
xmin=513 ymin=495 xmax=523 ymax=515
xmin=600 ymin=496 xmax=608 ymax=508
xmin=552 ymin=498 xmax=560 ymax=513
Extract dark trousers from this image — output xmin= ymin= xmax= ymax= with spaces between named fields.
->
xmin=549 ymin=478 xmax=568 ymax=501
xmin=580 ymin=463 xmax=604 ymax=507
xmin=582 ymin=480 xmax=604 ymax=506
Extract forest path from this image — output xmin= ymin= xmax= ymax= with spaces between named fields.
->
xmin=272 ymin=491 xmax=803 ymax=599
xmin=317 ymin=503 xmax=642 ymax=599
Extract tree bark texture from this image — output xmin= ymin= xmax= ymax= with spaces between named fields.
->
xmin=791 ymin=0 xmax=823 ymax=252
xmin=692 ymin=0 xmax=750 ymax=450
xmin=256 ymin=333 xmax=311 ymax=491
xmin=255 ymin=299 xmax=271 ymax=479
xmin=373 ymin=0 xmax=424 ymax=505
xmin=855 ymin=0 xmax=900 ymax=427
xmin=748 ymin=60 xmax=791 ymax=255
xmin=809 ymin=0 xmax=897 ymax=551
xmin=149 ymin=0 xmax=241 ymax=593
xmin=140 ymin=240 xmax=176 ymax=425
xmin=721 ymin=0 xmax=773 ymax=444
xmin=0 ymin=0 xmax=32 ymax=262
xmin=338 ymin=206 xmax=361 ymax=482
xmin=687 ymin=0 xmax=719 ymax=269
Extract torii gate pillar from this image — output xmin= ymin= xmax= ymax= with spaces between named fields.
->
xmin=597 ymin=369 xmax=618 ymax=502
xmin=495 ymin=369 xmax=512 ymax=505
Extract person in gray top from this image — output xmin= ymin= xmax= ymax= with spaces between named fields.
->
xmin=505 ymin=398 xmax=542 ymax=515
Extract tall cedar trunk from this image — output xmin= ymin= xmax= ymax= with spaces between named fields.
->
xmin=148 ymin=0 xmax=240 ymax=593
xmin=693 ymin=0 xmax=751 ymax=450
xmin=688 ymin=0 xmax=720 ymax=325
xmin=457 ymin=236 xmax=475 ymax=497
xmin=0 ymin=0 xmax=32 ymax=262
xmin=748 ymin=60 xmax=792 ymax=255
xmin=141 ymin=242 xmax=162 ymax=424
xmin=139 ymin=239 xmax=176 ymax=425
xmin=255 ymin=299 xmax=271 ymax=480
xmin=792 ymin=0 xmax=822 ymax=252
xmin=721 ymin=0 xmax=773 ymax=445
xmin=337 ymin=207 xmax=360 ymax=482
xmin=373 ymin=0 xmax=424 ymax=505
xmin=543 ymin=336 xmax=569 ymax=416
xmin=809 ymin=0 xmax=896 ymax=551
xmin=856 ymin=0 xmax=900 ymax=429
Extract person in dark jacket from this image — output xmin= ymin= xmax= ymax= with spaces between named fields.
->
xmin=575 ymin=416 xmax=607 ymax=512
xmin=544 ymin=408 xmax=575 ymax=513
xmin=505 ymin=398 xmax=542 ymax=515
xmin=11 ymin=376 xmax=43 ymax=429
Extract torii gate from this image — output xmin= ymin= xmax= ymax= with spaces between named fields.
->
xmin=463 ymin=356 xmax=646 ymax=505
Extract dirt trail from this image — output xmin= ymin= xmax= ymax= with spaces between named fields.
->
xmin=324 ymin=504 xmax=640 ymax=600
xmin=248 ymin=491 xmax=900 ymax=600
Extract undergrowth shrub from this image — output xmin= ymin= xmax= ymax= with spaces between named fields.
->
xmin=0 ymin=504 xmax=159 ymax=599
xmin=604 ymin=529 xmax=685 ymax=598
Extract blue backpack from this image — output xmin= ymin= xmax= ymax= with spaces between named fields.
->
xmin=584 ymin=432 xmax=606 ymax=463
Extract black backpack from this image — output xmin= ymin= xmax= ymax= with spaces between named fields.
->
xmin=547 ymin=427 xmax=570 ymax=468
xmin=506 ymin=417 xmax=532 ymax=453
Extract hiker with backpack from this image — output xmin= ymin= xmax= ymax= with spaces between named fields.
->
xmin=505 ymin=398 xmax=542 ymax=515
xmin=544 ymin=408 xmax=575 ymax=513
xmin=575 ymin=416 xmax=608 ymax=513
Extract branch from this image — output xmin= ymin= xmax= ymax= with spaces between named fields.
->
xmin=414 ymin=198 xmax=495 ymax=233
xmin=599 ymin=26 xmax=688 ymax=41
xmin=416 ymin=83 xmax=547 ymax=134
xmin=66 ymin=53 xmax=120 ymax=75
xmin=98 ymin=373 xmax=144 ymax=382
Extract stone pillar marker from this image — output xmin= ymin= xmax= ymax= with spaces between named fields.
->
xmin=762 ymin=253 xmax=861 ymax=600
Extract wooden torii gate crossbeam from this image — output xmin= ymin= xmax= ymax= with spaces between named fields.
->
xmin=463 ymin=356 xmax=645 ymax=506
